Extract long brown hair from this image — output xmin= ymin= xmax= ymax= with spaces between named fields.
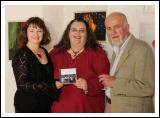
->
xmin=54 ymin=18 xmax=101 ymax=51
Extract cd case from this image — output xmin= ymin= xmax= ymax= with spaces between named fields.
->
xmin=60 ymin=68 xmax=77 ymax=84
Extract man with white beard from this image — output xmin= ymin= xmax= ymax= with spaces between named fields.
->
xmin=99 ymin=12 xmax=154 ymax=113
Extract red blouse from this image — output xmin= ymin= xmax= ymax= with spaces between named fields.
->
xmin=49 ymin=47 xmax=110 ymax=113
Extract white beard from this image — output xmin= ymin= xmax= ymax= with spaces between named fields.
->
xmin=110 ymin=37 xmax=124 ymax=47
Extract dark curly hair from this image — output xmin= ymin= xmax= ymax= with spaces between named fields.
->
xmin=21 ymin=16 xmax=51 ymax=45
xmin=54 ymin=18 xmax=101 ymax=51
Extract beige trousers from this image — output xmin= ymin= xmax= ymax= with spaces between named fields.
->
xmin=104 ymin=97 xmax=112 ymax=113
xmin=105 ymin=102 xmax=112 ymax=112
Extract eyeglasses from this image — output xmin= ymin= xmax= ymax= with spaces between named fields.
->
xmin=70 ymin=28 xmax=86 ymax=34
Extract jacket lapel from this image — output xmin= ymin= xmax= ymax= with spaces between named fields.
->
xmin=112 ymin=35 xmax=135 ymax=75
xmin=115 ymin=48 xmax=129 ymax=74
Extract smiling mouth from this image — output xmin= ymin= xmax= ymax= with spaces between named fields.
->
xmin=31 ymin=37 xmax=40 ymax=40
xmin=112 ymin=36 xmax=119 ymax=39
xmin=73 ymin=36 xmax=81 ymax=39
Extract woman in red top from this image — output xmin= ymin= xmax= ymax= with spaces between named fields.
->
xmin=49 ymin=18 xmax=110 ymax=113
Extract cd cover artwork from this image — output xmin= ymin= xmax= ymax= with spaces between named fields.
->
xmin=60 ymin=68 xmax=77 ymax=84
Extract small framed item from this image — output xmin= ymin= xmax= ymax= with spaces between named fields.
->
xmin=60 ymin=68 xmax=77 ymax=84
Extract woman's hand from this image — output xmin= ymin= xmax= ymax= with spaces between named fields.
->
xmin=55 ymin=81 xmax=64 ymax=89
xmin=74 ymin=78 xmax=88 ymax=94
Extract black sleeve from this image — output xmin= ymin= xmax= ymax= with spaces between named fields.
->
xmin=12 ymin=51 xmax=56 ymax=93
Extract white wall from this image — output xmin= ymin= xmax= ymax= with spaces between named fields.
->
xmin=5 ymin=5 xmax=155 ymax=113
xmin=43 ymin=5 xmax=65 ymax=51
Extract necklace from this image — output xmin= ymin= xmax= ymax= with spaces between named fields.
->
xmin=33 ymin=51 xmax=42 ymax=58
xmin=70 ymin=48 xmax=84 ymax=57
xmin=36 ymin=53 xmax=42 ymax=58
xmin=26 ymin=44 xmax=42 ymax=58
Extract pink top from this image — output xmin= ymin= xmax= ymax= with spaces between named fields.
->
xmin=49 ymin=47 xmax=110 ymax=113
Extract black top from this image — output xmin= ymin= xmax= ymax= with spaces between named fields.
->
xmin=12 ymin=45 xmax=59 ymax=112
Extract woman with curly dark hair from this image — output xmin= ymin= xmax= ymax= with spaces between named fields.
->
xmin=49 ymin=18 xmax=110 ymax=113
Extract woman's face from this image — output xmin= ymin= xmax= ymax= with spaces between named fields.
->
xmin=69 ymin=21 xmax=87 ymax=48
xmin=27 ymin=24 xmax=43 ymax=45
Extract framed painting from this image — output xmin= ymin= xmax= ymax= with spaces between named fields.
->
xmin=75 ymin=11 xmax=106 ymax=41
xmin=8 ymin=22 xmax=26 ymax=60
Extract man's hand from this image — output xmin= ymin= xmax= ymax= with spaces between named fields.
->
xmin=99 ymin=74 xmax=115 ymax=87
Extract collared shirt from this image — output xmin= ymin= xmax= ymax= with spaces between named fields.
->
xmin=105 ymin=34 xmax=131 ymax=97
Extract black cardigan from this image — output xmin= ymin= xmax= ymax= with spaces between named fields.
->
xmin=12 ymin=45 xmax=59 ymax=112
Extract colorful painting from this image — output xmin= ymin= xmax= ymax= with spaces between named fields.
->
xmin=8 ymin=22 xmax=26 ymax=60
xmin=75 ymin=11 xmax=106 ymax=41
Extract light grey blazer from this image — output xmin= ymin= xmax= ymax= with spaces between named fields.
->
xmin=111 ymin=35 xmax=155 ymax=113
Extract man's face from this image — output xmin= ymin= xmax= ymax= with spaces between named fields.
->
xmin=105 ymin=15 xmax=129 ymax=47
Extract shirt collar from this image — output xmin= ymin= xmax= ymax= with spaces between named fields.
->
xmin=112 ymin=34 xmax=131 ymax=55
